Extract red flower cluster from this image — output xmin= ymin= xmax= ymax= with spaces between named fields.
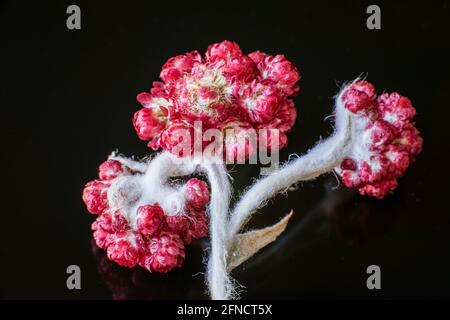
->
xmin=336 ymin=81 xmax=423 ymax=198
xmin=82 ymin=160 xmax=210 ymax=272
xmin=133 ymin=40 xmax=300 ymax=160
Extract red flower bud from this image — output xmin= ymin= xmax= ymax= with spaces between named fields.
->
xmin=82 ymin=180 xmax=110 ymax=215
xmin=137 ymin=204 xmax=165 ymax=236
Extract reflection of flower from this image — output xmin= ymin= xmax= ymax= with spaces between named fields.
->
xmin=335 ymin=81 xmax=423 ymax=198
xmin=82 ymin=160 xmax=210 ymax=273
xmin=91 ymin=238 xmax=200 ymax=300
xmin=132 ymin=40 xmax=300 ymax=158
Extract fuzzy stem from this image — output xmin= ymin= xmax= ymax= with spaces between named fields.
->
xmin=108 ymin=153 xmax=149 ymax=173
xmin=227 ymin=88 xmax=354 ymax=245
xmin=136 ymin=152 xmax=233 ymax=299
xmin=199 ymin=159 xmax=233 ymax=300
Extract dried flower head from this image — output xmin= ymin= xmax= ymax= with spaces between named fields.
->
xmin=335 ymin=81 xmax=423 ymax=198
xmin=132 ymin=40 xmax=300 ymax=159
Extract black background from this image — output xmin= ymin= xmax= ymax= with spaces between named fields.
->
xmin=1 ymin=0 xmax=450 ymax=299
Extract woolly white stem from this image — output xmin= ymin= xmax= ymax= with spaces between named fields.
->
xmin=228 ymin=88 xmax=354 ymax=244
xmin=199 ymin=159 xmax=233 ymax=300
xmin=135 ymin=152 xmax=233 ymax=299
xmin=202 ymin=87 xmax=356 ymax=301
xmin=108 ymin=152 xmax=197 ymax=228
xmin=108 ymin=153 xmax=149 ymax=173
xmin=142 ymin=151 xmax=198 ymax=182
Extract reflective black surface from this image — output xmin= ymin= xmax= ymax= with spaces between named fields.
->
xmin=1 ymin=1 xmax=450 ymax=299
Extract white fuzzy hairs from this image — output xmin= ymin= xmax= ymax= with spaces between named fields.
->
xmin=108 ymin=81 xmax=358 ymax=300
xmin=210 ymin=82 xmax=354 ymax=299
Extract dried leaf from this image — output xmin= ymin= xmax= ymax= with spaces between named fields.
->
xmin=228 ymin=210 xmax=294 ymax=271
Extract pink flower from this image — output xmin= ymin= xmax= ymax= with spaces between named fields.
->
xmin=238 ymin=81 xmax=280 ymax=123
xmin=184 ymin=209 xmax=208 ymax=243
xmin=160 ymin=51 xmax=202 ymax=83
xmin=133 ymin=84 xmax=173 ymax=141
xmin=250 ymin=52 xmax=300 ymax=96
xmin=82 ymin=180 xmax=110 ymax=215
xmin=143 ymin=232 xmax=185 ymax=273
xmin=221 ymin=119 xmax=257 ymax=162
xmin=341 ymin=80 xmax=376 ymax=113
xmin=92 ymin=220 xmax=112 ymax=249
xmin=98 ymin=160 xmax=126 ymax=181
xmin=158 ymin=120 xmax=195 ymax=157
xmin=132 ymin=41 xmax=300 ymax=159
xmin=377 ymin=92 xmax=416 ymax=129
xmin=165 ymin=210 xmax=209 ymax=244
xmin=359 ymin=178 xmax=398 ymax=199
xmin=107 ymin=236 xmax=141 ymax=268
xmin=336 ymin=81 xmax=423 ymax=198
xmin=263 ymin=99 xmax=297 ymax=133
xmin=397 ymin=124 xmax=422 ymax=156
xmin=95 ymin=213 xmax=113 ymax=232
xmin=248 ymin=50 xmax=269 ymax=65
xmin=111 ymin=211 xmax=130 ymax=234
xmin=206 ymin=40 xmax=242 ymax=62
xmin=136 ymin=204 xmax=165 ymax=236
xmin=85 ymin=157 xmax=211 ymax=273
xmin=369 ymin=120 xmax=395 ymax=150
xmin=165 ymin=214 xmax=190 ymax=235
xmin=173 ymin=66 xmax=233 ymax=126
xmin=185 ymin=178 xmax=210 ymax=209
xmin=222 ymin=56 xmax=256 ymax=82
xmin=132 ymin=107 xmax=167 ymax=141
xmin=136 ymin=83 xmax=173 ymax=111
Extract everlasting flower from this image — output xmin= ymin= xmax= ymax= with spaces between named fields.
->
xmin=261 ymin=99 xmax=297 ymax=133
xmin=249 ymin=52 xmax=300 ymax=95
xmin=92 ymin=221 xmax=111 ymax=249
xmin=83 ymin=39 xmax=424 ymax=300
xmin=99 ymin=160 xmax=127 ymax=181
xmin=238 ymin=81 xmax=280 ymax=123
xmin=144 ymin=232 xmax=185 ymax=273
xmin=136 ymin=204 xmax=165 ymax=236
xmin=335 ymin=81 xmax=423 ymax=198
xmin=132 ymin=106 xmax=167 ymax=141
xmin=82 ymin=180 xmax=110 ymax=215
xmin=221 ymin=119 xmax=257 ymax=162
xmin=160 ymin=51 xmax=202 ymax=83
xmin=107 ymin=236 xmax=141 ymax=268
xmin=165 ymin=214 xmax=190 ymax=235
xmin=206 ymin=40 xmax=242 ymax=62
xmin=157 ymin=120 xmax=195 ymax=156
xmin=111 ymin=211 xmax=130 ymax=234
xmin=185 ymin=178 xmax=210 ymax=209
xmin=132 ymin=40 xmax=300 ymax=158
xmin=83 ymin=159 xmax=211 ymax=273
xmin=184 ymin=209 xmax=208 ymax=243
